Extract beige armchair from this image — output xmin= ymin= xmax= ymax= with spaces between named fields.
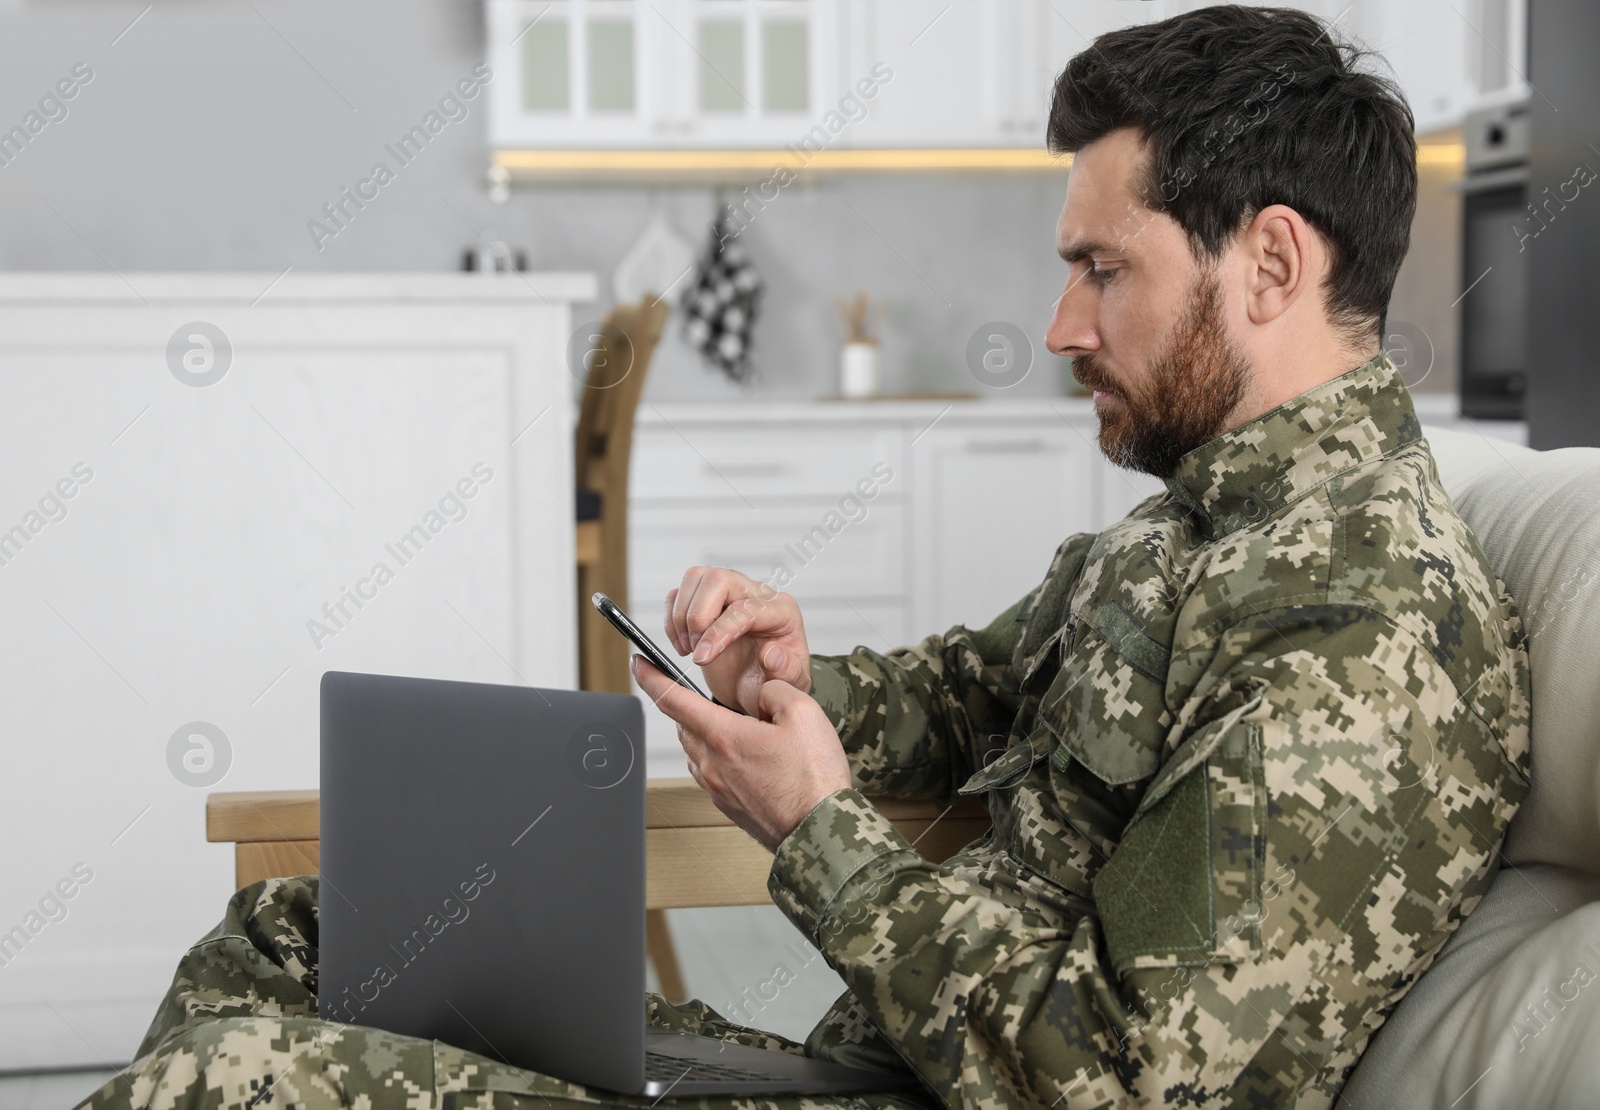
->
xmin=1340 ymin=427 xmax=1600 ymax=1108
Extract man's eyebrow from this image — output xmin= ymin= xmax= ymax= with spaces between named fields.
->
xmin=1056 ymin=238 xmax=1115 ymax=264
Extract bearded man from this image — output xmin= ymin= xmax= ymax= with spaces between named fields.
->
xmin=88 ymin=6 xmax=1528 ymax=1109
xmin=639 ymin=6 xmax=1530 ymax=1106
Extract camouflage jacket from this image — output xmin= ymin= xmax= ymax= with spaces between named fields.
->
xmin=768 ymin=353 xmax=1532 ymax=1108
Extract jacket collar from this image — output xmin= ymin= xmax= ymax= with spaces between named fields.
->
xmin=1162 ymin=352 xmax=1424 ymax=537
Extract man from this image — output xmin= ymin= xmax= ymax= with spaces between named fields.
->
xmin=86 ymin=6 xmax=1528 ymax=1109
xmin=637 ymin=5 xmax=1529 ymax=1105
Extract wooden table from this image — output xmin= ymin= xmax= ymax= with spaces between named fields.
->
xmin=207 ymin=780 xmax=991 ymax=910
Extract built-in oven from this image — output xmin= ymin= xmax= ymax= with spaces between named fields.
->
xmin=1458 ymin=100 xmax=1530 ymax=420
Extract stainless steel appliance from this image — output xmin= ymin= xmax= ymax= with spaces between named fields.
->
xmin=1458 ymin=99 xmax=1531 ymax=420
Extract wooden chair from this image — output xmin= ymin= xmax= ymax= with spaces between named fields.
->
xmin=574 ymin=295 xmax=669 ymax=695
xmin=569 ymin=295 xmax=688 ymax=995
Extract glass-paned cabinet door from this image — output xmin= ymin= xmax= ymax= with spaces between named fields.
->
xmin=488 ymin=0 xmax=659 ymax=146
xmin=763 ymin=18 xmax=810 ymax=111
xmin=689 ymin=2 xmax=809 ymax=114
xmin=658 ymin=0 xmax=835 ymax=144
xmin=697 ymin=11 xmax=748 ymax=113
xmin=588 ymin=15 xmax=637 ymax=111
xmin=488 ymin=0 xmax=836 ymax=148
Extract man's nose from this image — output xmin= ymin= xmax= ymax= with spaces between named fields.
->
xmin=1045 ymin=274 xmax=1097 ymax=359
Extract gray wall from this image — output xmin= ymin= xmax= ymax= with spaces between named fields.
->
xmin=0 ymin=0 xmax=1457 ymax=402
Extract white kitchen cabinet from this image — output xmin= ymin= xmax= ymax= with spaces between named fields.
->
xmin=1351 ymin=0 xmax=1528 ymax=134
xmin=490 ymin=0 xmax=1526 ymax=154
xmin=909 ymin=419 xmax=1102 ymax=633
xmin=1032 ymin=0 xmax=1528 ymax=141
xmin=1020 ymin=1 xmax=1189 ymax=145
xmin=835 ymin=1 xmax=996 ymax=148
xmin=630 ymin=498 xmax=909 ymax=605
xmin=488 ymin=0 xmax=839 ymax=149
xmin=488 ymin=0 xmax=1174 ymax=152
xmin=0 ymin=272 xmax=595 ymax=1069
xmin=1037 ymin=0 xmax=1529 ymax=138
xmin=630 ymin=421 xmax=903 ymax=501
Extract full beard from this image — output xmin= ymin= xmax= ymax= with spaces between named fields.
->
xmin=1072 ymin=269 xmax=1252 ymax=479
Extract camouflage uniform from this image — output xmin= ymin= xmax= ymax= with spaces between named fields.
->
xmin=79 ymin=876 xmax=935 ymax=1110
xmin=780 ymin=353 xmax=1530 ymax=1106
xmin=82 ymin=353 xmax=1529 ymax=1109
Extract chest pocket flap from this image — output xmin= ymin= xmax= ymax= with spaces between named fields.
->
xmin=1087 ymin=599 xmax=1170 ymax=685
xmin=1044 ymin=600 xmax=1173 ymax=787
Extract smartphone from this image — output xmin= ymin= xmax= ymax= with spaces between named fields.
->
xmin=592 ymin=591 xmax=713 ymax=701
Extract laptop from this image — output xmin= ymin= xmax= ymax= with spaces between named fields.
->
xmin=318 ymin=670 xmax=919 ymax=1099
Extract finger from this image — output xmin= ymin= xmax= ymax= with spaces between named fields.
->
xmin=760 ymin=641 xmax=809 ymax=689
xmin=746 ymin=576 xmax=782 ymax=604
xmin=681 ymin=569 xmax=720 ymax=649
xmin=668 ymin=577 xmax=691 ymax=653
xmin=631 ymin=654 xmax=727 ymax=739
xmin=632 ymin=655 xmax=713 ymax=762
xmin=664 ymin=587 xmax=685 ymax=655
xmin=755 ymin=675 xmax=810 ymax=723
xmin=675 ymin=720 xmax=709 ymax=771
xmin=691 ymin=599 xmax=759 ymax=665
xmin=681 ymin=730 xmax=715 ymax=794
xmin=694 ymin=590 xmax=801 ymax=667
xmin=670 ymin=567 xmax=714 ymax=653
xmin=681 ymin=572 xmax=742 ymax=652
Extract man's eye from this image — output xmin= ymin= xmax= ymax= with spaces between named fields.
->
xmin=1089 ymin=264 xmax=1118 ymax=285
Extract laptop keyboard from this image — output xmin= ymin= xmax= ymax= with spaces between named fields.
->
xmin=645 ymin=1050 xmax=779 ymax=1083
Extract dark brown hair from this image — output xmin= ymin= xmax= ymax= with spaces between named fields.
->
xmin=1047 ymin=5 xmax=1417 ymax=339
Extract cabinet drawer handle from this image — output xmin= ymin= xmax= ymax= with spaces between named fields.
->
xmin=966 ymin=438 xmax=1048 ymax=453
xmin=706 ymin=461 xmax=786 ymax=477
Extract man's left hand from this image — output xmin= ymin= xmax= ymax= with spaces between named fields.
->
xmin=630 ymin=653 xmax=852 ymax=852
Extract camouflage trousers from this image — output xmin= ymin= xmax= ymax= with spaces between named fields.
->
xmin=78 ymin=877 xmax=935 ymax=1110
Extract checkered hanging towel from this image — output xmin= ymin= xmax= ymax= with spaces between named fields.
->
xmin=680 ymin=200 xmax=764 ymax=384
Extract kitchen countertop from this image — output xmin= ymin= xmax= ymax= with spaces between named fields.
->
xmin=639 ymin=394 xmax=1097 ymax=422
xmin=634 ymin=390 xmax=1504 ymax=425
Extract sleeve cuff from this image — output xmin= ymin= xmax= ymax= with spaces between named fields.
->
xmin=767 ymin=787 xmax=918 ymax=940
xmin=807 ymin=655 xmax=854 ymax=737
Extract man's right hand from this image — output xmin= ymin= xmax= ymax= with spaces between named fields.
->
xmin=665 ymin=567 xmax=811 ymax=717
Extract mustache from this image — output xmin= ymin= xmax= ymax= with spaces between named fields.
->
xmin=1072 ymin=355 xmax=1123 ymax=395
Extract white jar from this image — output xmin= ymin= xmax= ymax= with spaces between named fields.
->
xmin=839 ymin=341 xmax=881 ymax=398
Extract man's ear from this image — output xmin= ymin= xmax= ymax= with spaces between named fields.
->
xmin=1241 ymin=203 xmax=1317 ymax=326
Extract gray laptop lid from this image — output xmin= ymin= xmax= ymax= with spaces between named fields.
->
xmin=319 ymin=670 xmax=646 ymax=1093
